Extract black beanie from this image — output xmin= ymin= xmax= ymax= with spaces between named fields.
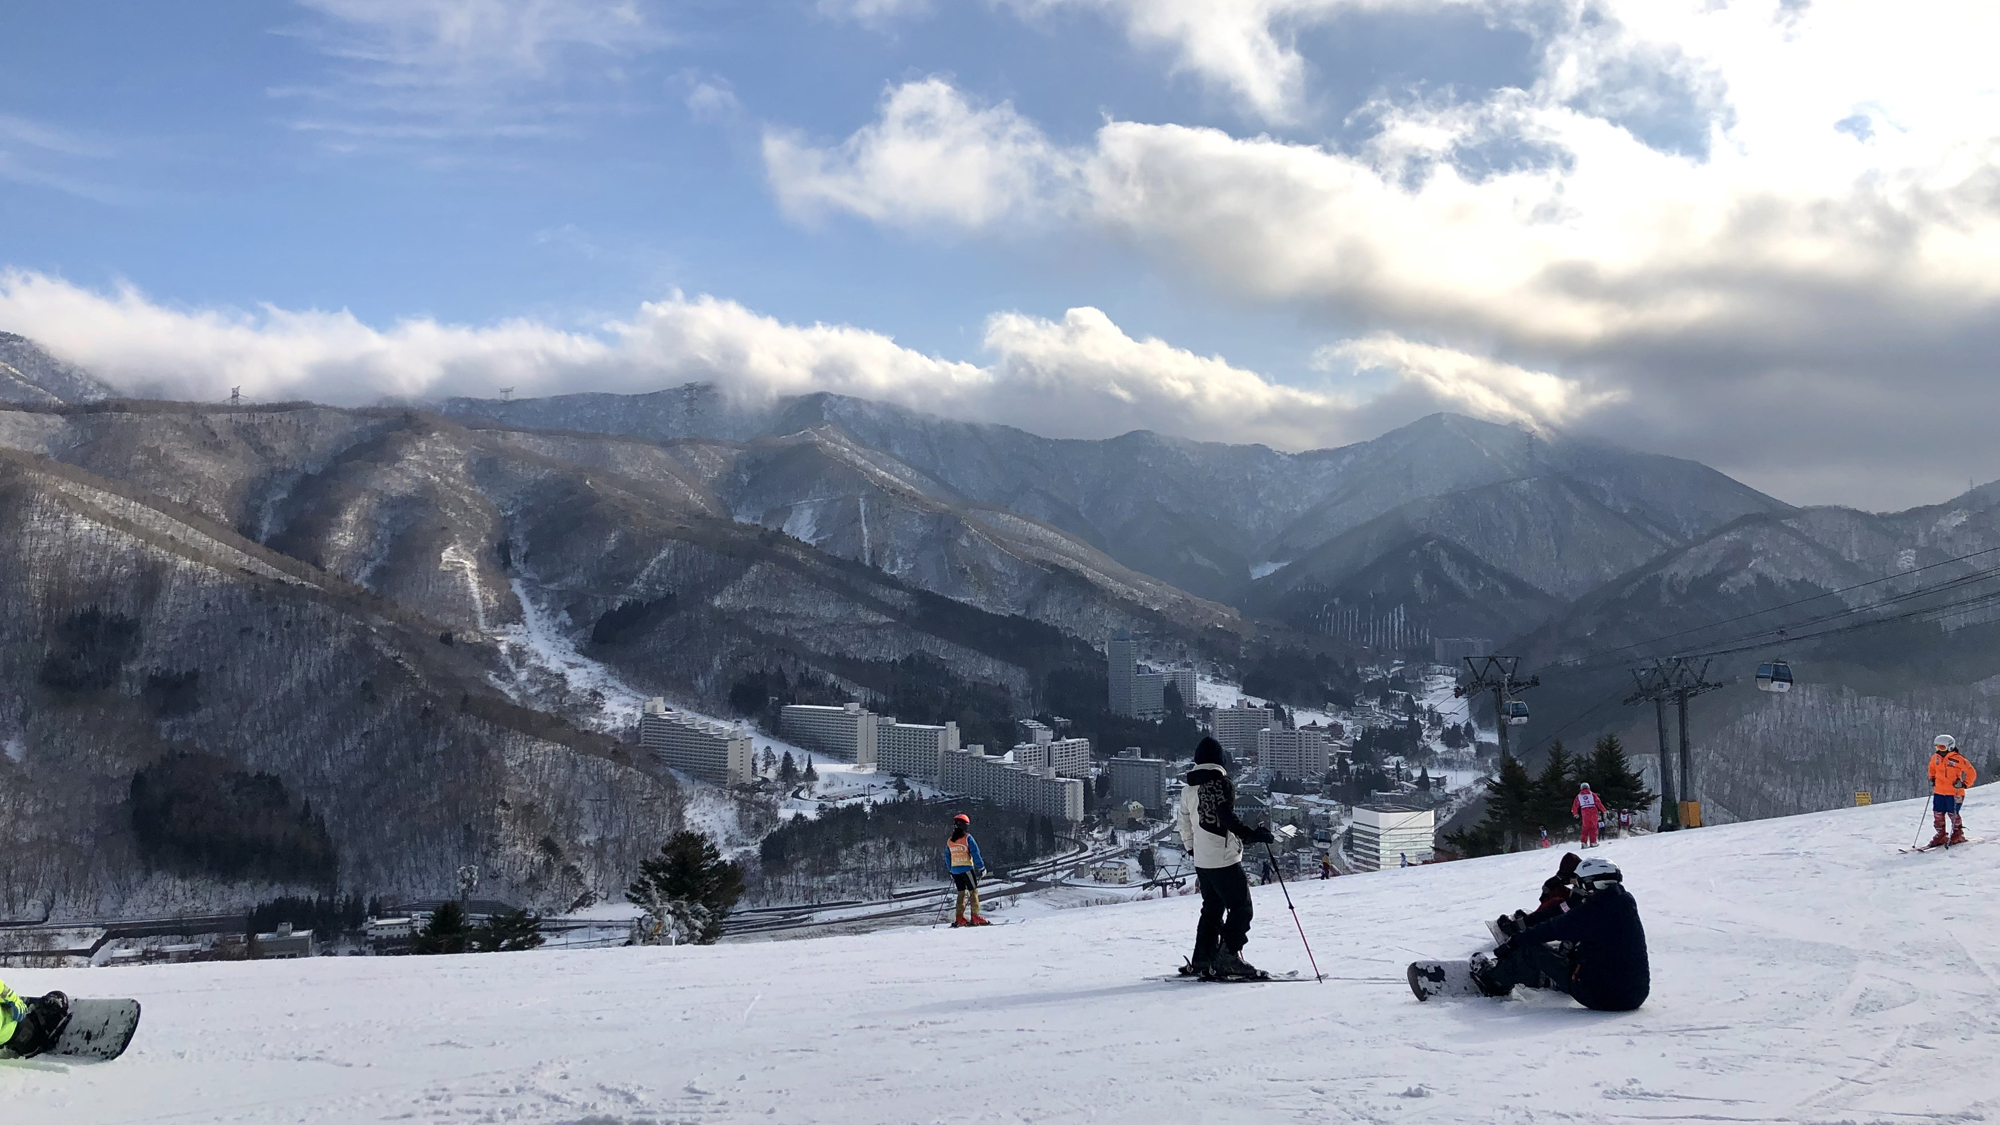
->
xmin=1194 ymin=737 xmax=1224 ymax=765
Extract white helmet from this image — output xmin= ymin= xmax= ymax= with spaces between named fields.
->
xmin=1935 ymin=735 xmax=1957 ymax=752
xmin=1572 ymin=857 xmax=1622 ymax=894
xmin=1578 ymin=782 xmax=1592 ymax=790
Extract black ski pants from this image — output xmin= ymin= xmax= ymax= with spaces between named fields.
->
xmin=1194 ymin=863 xmax=1253 ymax=963
xmin=1486 ymin=941 xmax=1574 ymax=999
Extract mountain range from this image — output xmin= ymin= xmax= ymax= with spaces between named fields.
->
xmin=0 ymin=334 xmax=1994 ymax=913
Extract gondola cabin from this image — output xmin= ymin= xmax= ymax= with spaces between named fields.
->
xmin=1504 ymin=700 xmax=1530 ymax=726
xmin=1755 ymin=661 xmax=1794 ymax=693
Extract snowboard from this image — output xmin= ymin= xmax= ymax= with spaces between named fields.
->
xmin=1 ymin=998 xmax=142 ymax=1063
xmin=1899 ymin=836 xmax=1986 ymax=854
xmin=1407 ymin=959 xmax=1489 ymax=1001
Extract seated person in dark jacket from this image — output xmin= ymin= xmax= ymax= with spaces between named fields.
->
xmin=1495 ymin=850 xmax=1580 ymax=936
xmin=1475 ymin=856 xmax=1650 ymax=1011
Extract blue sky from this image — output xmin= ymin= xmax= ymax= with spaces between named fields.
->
xmin=3 ymin=1 xmax=1997 ymax=509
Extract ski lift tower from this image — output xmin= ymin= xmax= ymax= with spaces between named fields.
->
xmin=1453 ymin=656 xmax=1539 ymax=763
xmin=1625 ymin=658 xmax=1724 ymax=830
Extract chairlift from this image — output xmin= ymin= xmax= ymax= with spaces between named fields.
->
xmin=1503 ymin=700 xmax=1530 ymax=726
xmin=1755 ymin=660 xmax=1794 ymax=694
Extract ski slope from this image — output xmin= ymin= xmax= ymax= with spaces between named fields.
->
xmin=9 ymin=795 xmax=2000 ymax=1124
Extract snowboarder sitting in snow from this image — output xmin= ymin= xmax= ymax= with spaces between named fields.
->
xmin=1175 ymin=737 xmax=1275 ymax=979
xmin=1926 ymin=735 xmax=1977 ymax=847
xmin=946 ymin=813 xmax=990 ymax=927
xmin=1493 ymin=851 xmax=1581 ymax=938
xmin=1475 ymin=857 xmax=1650 ymax=1012
xmin=0 ymin=979 xmax=70 ymax=1058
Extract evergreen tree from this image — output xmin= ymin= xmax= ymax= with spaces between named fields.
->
xmin=1532 ymin=742 xmax=1578 ymax=838
xmin=778 ymin=751 xmax=798 ymax=785
xmin=1416 ymin=765 xmax=1431 ymax=792
xmin=1162 ymin=680 xmax=1185 ymax=717
xmin=471 ymin=908 xmax=545 ymax=952
xmin=1483 ymin=754 xmax=1536 ymax=851
xmin=1582 ymin=733 xmax=1655 ymax=812
xmin=627 ymin=830 xmax=745 ymax=945
xmin=415 ymin=901 xmax=470 ymax=954
xmin=802 ymin=756 xmax=818 ymax=784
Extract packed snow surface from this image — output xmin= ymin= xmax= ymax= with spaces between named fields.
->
xmin=10 ymin=795 xmax=2000 ymax=1123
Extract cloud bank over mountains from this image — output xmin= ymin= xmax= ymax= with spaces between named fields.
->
xmin=0 ymin=269 xmax=1602 ymax=454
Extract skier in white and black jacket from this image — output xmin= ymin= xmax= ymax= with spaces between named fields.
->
xmin=1176 ymin=736 xmax=1273 ymax=978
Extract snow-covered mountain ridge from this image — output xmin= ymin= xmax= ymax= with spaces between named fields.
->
xmin=10 ymin=793 xmax=1999 ymax=1123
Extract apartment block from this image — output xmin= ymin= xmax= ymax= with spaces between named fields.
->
xmin=1256 ymin=725 xmax=1330 ymax=782
xmin=1210 ymin=704 xmax=1275 ymax=757
xmin=640 ymin=700 xmax=755 ymax=785
xmin=1106 ymin=749 xmax=1168 ymax=813
xmin=939 ymin=745 xmax=1084 ymax=822
xmin=876 ymin=719 xmax=960 ymax=781
xmin=778 ymin=702 xmax=879 ymax=766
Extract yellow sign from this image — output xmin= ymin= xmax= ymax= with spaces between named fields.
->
xmin=1855 ymin=791 xmax=1872 ymax=806
xmin=1679 ymin=800 xmax=1705 ymax=828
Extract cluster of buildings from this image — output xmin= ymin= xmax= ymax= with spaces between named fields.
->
xmin=1209 ymin=700 xmax=1341 ymax=783
xmin=773 ymin=703 xmax=1111 ymax=823
xmin=1106 ymin=631 xmax=1197 ymax=719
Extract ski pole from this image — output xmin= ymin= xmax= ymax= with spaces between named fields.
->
xmin=1912 ymin=794 xmax=1934 ymax=849
xmin=1264 ymin=842 xmax=1323 ymax=983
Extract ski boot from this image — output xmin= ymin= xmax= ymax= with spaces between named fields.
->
xmin=967 ymin=915 xmax=992 ymax=926
xmin=1177 ymin=956 xmax=1212 ymax=978
xmin=1205 ymin=949 xmax=1267 ymax=981
xmin=1950 ymin=824 xmax=1968 ymax=846
xmin=951 ymin=915 xmax=968 ymax=928
xmin=1468 ymin=953 xmax=1511 ymax=998
xmin=5 ymin=991 xmax=71 ymax=1058
xmin=1929 ymin=828 xmax=1950 ymax=848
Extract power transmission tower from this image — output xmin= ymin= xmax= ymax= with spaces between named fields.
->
xmin=499 ymin=387 xmax=514 ymax=402
xmin=1624 ymin=658 xmax=1724 ymax=830
xmin=1454 ymin=656 xmax=1539 ymax=762
xmin=229 ymin=386 xmax=242 ymax=407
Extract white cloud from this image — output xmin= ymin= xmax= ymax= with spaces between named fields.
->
xmin=1006 ymin=0 xmax=1479 ymax=123
xmin=0 ymin=270 xmax=1599 ymax=451
xmin=815 ymin=0 xmax=933 ymax=28
xmin=1319 ymin=333 xmax=1622 ymax=431
xmin=763 ymin=78 xmax=1077 ymax=228
xmin=282 ymin=0 xmax=671 ymax=138
xmin=760 ymin=3 xmax=2000 ymax=503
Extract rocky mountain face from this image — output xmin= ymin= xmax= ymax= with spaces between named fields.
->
xmin=0 ymin=333 xmax=113 ymax=405
xmin=0 ymin=444 xmax=680 ymax=920
xmin=439 ymin=391 xmax=1789 ymax=615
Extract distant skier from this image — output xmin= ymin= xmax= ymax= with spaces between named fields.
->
xmin=1494 ymin=851 xmax=1582 ymax=937
xmin=1175 ymin=737 xmax=1274 ymax=979
xmin=1572 ymin=783 xmax=1602 ymax=847
xmin=945 ymin=813 xmax=990 ymax=927
xmin=1319 ymin=854 xmax=1335 ymax=880
xmin=1926 ymin=735 xmax=1977 ymax=847
xmin=0 ymin=979 xmax=70 ymax=1058
xmin=1475 ymin=857 xmax=1650 ymax=1011
xmin=1536 ymin=825 xmax=1552 ymax=848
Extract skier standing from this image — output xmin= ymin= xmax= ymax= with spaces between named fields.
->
xmin=1926 ymin=735 xmax=1977 ymax=847
xmin=1175 ymin=737 xmax=1274 ymax=979
xmin=1572 ymin=783 xmax=1602 ymax=848
xmin=945 ymin=813 xmax=990 ymax=927
xmin=1319 ymin=854 xmax=1334 ymax=880
xmin=1475 ymin=857 xmax=1649 ymax=1011
xmin=0 ymin=979 xmax=69 ymax=1058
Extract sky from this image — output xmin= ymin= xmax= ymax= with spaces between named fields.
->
xmin=2 ymin=0 xmax=1997 ymax=511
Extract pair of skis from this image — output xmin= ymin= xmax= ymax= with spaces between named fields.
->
xmin=1899 ymin=835 xmax=1985 ymax=854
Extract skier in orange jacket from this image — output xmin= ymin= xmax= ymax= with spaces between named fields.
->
xmin=1926 ymin=735 xmax=1977 ymax=847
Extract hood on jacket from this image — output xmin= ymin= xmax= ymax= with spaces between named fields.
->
xmin=1185 ymin=764 xmax=1228 ymax=785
